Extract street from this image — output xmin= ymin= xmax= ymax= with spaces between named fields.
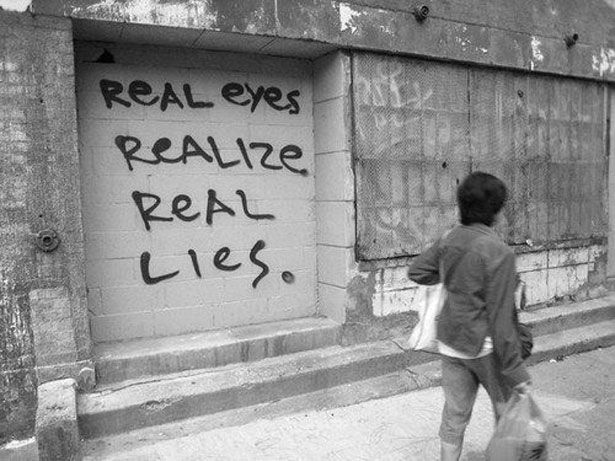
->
xmin=84 ymin=346 xmax=615 ymax=461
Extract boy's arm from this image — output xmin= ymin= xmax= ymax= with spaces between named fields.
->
xmin=407 ymin=240 xmax=441 ymax=285
xmin=485 ymin=251 xmax=531 ymax=387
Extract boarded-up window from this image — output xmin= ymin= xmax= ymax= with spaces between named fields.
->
xmin=352 ymin=53 xmax=607 ymax=260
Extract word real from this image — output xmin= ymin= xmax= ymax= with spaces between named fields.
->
xmin=131 ymin=189 xmax=274 ymax=231
xmin=100 ymin=79 xmax=300 ymax=114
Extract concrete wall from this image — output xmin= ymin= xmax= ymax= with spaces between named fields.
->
xmin=362 ymin=244 xmax=607 ymax=318
xmin=0 ymin=11 xmax=88 ymax=442
xmin=75 ymin=42 xmax=317 ymax=342
xmin=31 ymin=0 xmax=615 ymax=82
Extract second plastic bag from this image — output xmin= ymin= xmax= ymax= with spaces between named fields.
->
xmin=407 ymin=283 xmax=445 ymax=353
xmin=487 ymin=391 xmax=548 ymax=460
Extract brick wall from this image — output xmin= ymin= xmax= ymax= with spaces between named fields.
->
xmin=0 ymin=11 xmax=86 ymax=442
xmin=75 ymin=42 xmax=317 ymax=342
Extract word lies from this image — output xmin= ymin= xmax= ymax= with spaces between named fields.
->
xmin=141 ymin=240 xmax=269 ymax=288
xmin=115 ymin=135 xmax=307 ymax=175
xmin=132 ymin=189 xmax=274 ymax=231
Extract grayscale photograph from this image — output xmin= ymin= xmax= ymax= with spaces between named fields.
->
xmin=1 ymin=0 xmax=614 ymax=460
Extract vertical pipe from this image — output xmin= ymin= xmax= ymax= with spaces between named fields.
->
xmin=606 ymin=86 xmax=615 ymax=282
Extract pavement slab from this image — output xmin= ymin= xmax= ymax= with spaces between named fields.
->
xmin=83 ymin=347 xmax=615 ymax=461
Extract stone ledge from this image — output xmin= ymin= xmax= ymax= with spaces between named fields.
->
xmin=0 ymin=437 xmax=38 ymax=461
xmin=93 ymin=317 xmax=341 ymax=386
xmin=36 ymin=360 xmax=96 ymax=391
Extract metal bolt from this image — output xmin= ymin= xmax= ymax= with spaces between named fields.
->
xmin=564 ymin=33 xmax=579 ymax=48
xmin=413 ymin=5 xmax=429 ymax=22
xmin=35 ymin=229 xmax=60 ymax=252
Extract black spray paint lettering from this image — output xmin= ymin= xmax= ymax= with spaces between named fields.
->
xmin=213 ymin=247 xmax=241 ymax=271
xmin=183 ymin=135 xmax=214 ymax=164
xmin=131 ymin=191 xmax=173 ymax=231
xmin=221 ymin=82 xmax=300 ymax=114
xmin=249 ymin=142 xmax=281 ymax=171
xmin=128 ymin=80 xmax=159 ymax=106
xmin=171 ymin=195 xmax=200 ymax=222
xmin=188 ymin=249 xmax=201 ymax=278
xmin=206 ymin=189 xmax=235 ymax=225
xmin=140 ymin=244 xmax=270 ymax=288
xmin=102 ymin=77 xmax=301 ymax=290
xmin=131 ymin=189 xmax=274 ymax=230
xmin=236 ymin=190 xmax=274 ymax=221
xmin=140 ymin=251 xmax=179 ymax=285
xmin=100 ymin=79 xmax=214 ymax=111
xmin=115 ymin=135 xmax=307 ymax=175
xmin=249 ymin=240 xmax=269 ymax=288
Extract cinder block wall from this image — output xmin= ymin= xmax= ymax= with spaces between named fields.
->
xmin=75 ymin=42 xmax=317 ymax=342
xmin=314 ymin=52 xmax=355 ymax=325
xmin=0 ymin=11 xmax=88 ymax=442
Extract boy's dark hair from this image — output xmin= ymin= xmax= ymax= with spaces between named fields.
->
xmin=457 ymin=172 xmax=507 ymax=226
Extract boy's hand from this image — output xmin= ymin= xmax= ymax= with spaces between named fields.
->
xmin=514 ymin=381 xmax=532 ymax=394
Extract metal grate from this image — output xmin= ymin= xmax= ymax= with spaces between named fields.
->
xmin=352 ymin=52 xmax=607 ymax=261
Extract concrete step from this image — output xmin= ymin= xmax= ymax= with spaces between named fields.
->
xmin=527 ymin=318 xmax=615 ymax=365
xmin=79 ymin=296 xmax=615 ymax=439
xmin=78 ymin=339 xmax=413 ymax=438
xmin=82 ymin=346 xmax=615 ymax=459
xmin=82 ymin=370 xmax=429 ymax=455
xmin=78 ymin=317 xmax=615 ymax=439
xmin=391 ymin=294 xmax=615 ymax=353
xmin=92 ymin=294 xmax=614 ymax=387
xmin=520 ymin=294 xmax=615 ymax=337
xmin=93 ymin=316 xmax=341 ymax=385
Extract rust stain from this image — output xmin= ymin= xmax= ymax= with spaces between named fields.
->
xmin=346 ymin=273 xmax=376 ymax=321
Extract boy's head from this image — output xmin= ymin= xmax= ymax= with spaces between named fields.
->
xmin=457 ymin=172 xmax=507 ymax=227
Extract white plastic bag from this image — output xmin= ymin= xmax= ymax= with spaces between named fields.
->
xmin=407 ymin=283 xmax=445 ymax=353
xmin=487 ymin=392 xmax=548 ymax=461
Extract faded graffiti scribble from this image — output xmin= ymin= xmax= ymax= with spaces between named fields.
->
xmin=353 ymin=54 xmax=608 ymax=260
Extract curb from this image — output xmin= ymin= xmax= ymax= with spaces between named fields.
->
xmin=0 ymin=438 xmax=38 ymax=461
xmin=36 ymin=378 xmax=80 ymax=461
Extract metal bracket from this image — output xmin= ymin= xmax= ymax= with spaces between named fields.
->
xmin=35 ymin=229 xmax=60 ymax=252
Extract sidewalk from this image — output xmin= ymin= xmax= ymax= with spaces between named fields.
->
xmin=84 ymin=347 xmax=615 ymax=460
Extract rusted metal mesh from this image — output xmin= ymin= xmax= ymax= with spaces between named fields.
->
xmin=352 ymin=52 xmax=607 ymax=261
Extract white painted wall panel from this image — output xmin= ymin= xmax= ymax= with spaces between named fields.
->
xmin=77 ymin=48 xmax=316 ymax=342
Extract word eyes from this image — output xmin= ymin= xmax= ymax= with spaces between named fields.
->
xmin=221 ymin=82 xmax=300 ymax=114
